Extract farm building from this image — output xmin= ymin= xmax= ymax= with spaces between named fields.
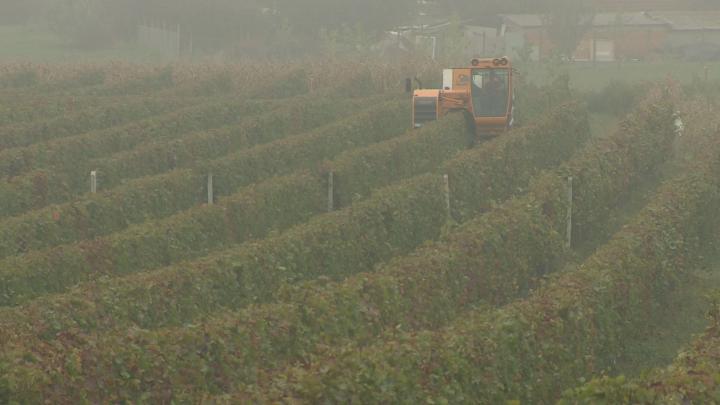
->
xmin=382 ymin=17 xmax=504 ymax=61
xmin=387 ymin=8 xmax=720 ymax=63
xmin=591 ymin=0 xmax=718 ymax=11
xmin=652 ymin=11 xmax=720 ymax=60
xmin=502 ymin=12 xmax=667 ymax=62
xmin=502 ymin=11 xmax=720 ymax=62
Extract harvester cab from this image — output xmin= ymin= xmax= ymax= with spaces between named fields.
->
xmin=413 ymin=57 xmax=514 ymax=138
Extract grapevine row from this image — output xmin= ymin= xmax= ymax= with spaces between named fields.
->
xmin=0 ymin=97 xmax=288 ymax=218
xmin=560 ymin=290 xmax=720 ymax=404
xmin=0 ymin=96 xmax=202 ymax=151
xmin=0 ymin=97 xmax=400 ymax=259
xmin=0 ymin=102 xmax=586 ymax=354
xmin=0 ymin=100 xmax=410 ymax=305
xmin=10 ymin=90 xmax=678 ymax=402
xmin=238 ymin=93 xmax=720 ymax=405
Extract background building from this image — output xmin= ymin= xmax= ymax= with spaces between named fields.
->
xmin=503 ymin=12 xmax=668 ymax=62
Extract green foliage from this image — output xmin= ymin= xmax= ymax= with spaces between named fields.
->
xmin=328 ymin=113 xmax=471 ymax=208
xmin=560 ymin=376 xmax=658 ymax=404
xmin=0 ymin=98 xmax=266 ymax=217
xmin=256 ymin=68 xmax=311 ymax=99
xmin=0 ymin=110 xmax=465 ymax=346
xmin=0 ymin=97 xmax=392 ymax=253
xmin=1 ymin=174 xmax=449 ymax=402
xmin=514 ymin=73 xmax=575 ymax=126
xmin=541 ymin=0 xmax=595 ymax=59
xmin=0 ymin=102 xmax=591 ymax=402
xmin=0 ymin=96 xmax=193 ymax=151
xmin=0 ymin=99 xmax=372 ymax=220
xmin=0 ymin=101 xmax=409 ymax=305
xmin=0 ymin=98 xmax=257 ymax=177
xmin=564 ymin=92 xmax=676 ymax=243
xmin=0 ymin=68 xmax=38 ymax=89
xmin=2 ymin=63 xmax=701 ymax=403
xmin=561 ymin=292 xmax=720 ymax=403
xmin=0 ymin=64 xmax=412 ymax=219
xmin=43 ymin=187 xmax=568 ymax=402
xmin=284 ymin=169 xmax=707 ymax=402
xmin=585 ymin=80 xmax=651 ymax=115
xmin=92 ymin=66 xmax=177 ymax=96
xmin=443 ymin=102 xmax=587 ymax=221
xmin=437 ymin=17 xmax=471 ymax=66
xmin=0 ymin=96 xmax=101 ymax=125
xmin=0 ymin=173 xmax=323 ymax=306
xmin=0 ymin=66 xmax=158 ymax=100
xmin=211 ymin=88 xmax=674 ymax=402
xmin=203 ymin=100 xmax=409 ymax=195
xmin=73 ymin=96 xmax=385 ymax=201
xmin=234 ymin=91 xmax=720 ymax=405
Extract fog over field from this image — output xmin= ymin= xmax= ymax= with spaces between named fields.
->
xmin=0 ymin=0 xmax=715 ymax=61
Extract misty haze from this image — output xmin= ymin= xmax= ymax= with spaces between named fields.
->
xmin=0 ymin=0 xmax=719 ymax=403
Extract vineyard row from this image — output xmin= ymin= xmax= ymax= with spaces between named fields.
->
xmin=561 ymin=290 xmax=720 ymax=403
xmin=0 ymin=102 xmax=589 ymax=402
xmin=4 ymin=89 xmax=680 ymax=402
xmin=239 ymin=91 xmax=720 ymax=405
xmin=0 ymin=95 xmax=387 ymax=256
xmin=0 ymin=100 xmax=410 ymax=306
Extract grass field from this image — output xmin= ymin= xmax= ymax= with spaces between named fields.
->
xmin=525 ymin=59 xmax=720 ymax=90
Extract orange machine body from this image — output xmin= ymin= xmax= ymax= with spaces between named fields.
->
xmin=413 ymin=57 xmax=514 ymax=138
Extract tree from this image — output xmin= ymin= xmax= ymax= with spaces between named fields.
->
xmin=0 ymin=0 xmax=45 ymax=24
xmin=438 ymin=16 xmax=470 ymax=65
xmin=274 ymin=0 xmax=415 ymax=37
xmin=42 ymin=0 xmax=416 ymax=54
xmin=541 ymin=0 xmax=594 ymax=59
xmin=46 ymin=0 xmax=117 ymax=49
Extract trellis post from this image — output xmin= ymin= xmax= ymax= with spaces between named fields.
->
xmin=90 ymin=171 xmax=97 ymax=194
xmin=443 ymin=174 xmax=451 ymax=221
xmin=328 ymin=171 xmax=335 ymax=212
xmin=207 ymin=173 xmax=214 ymax=205
xmin=566 ymin=176 xmax=573 ymax=249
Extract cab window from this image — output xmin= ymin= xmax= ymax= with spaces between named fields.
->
xmin=471 ymin=68 xmax=509 ymax=117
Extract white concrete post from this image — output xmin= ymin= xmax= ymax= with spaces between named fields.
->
xmin=208 ymin=173 xmax=214 ymax=205
xmin=566 ymin=176 xmax=573 ymax=249
xmin=90 ymin=171 xmax=97 ymax=194
xmin=328 ymin=171 xmax=335 ymax=212
xmin=444 ymin=174 xmax=451 ymax=220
